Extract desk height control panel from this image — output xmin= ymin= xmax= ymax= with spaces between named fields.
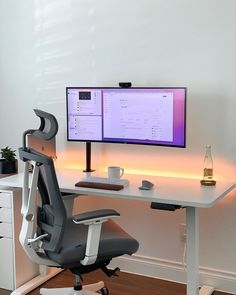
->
xmin=0 ymin=186 xmax=38 ymax=291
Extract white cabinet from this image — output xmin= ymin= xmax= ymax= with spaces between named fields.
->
xmin=0 ymin=187 xmax=38 ymax=291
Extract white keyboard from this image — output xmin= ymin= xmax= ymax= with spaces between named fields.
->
xmin=81 ymin=176 xmax=129 ymax=187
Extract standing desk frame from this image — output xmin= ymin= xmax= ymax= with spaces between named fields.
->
xmin=0 ymin=169 xmax=235 ymax=295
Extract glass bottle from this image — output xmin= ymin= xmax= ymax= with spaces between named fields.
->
xmin=203 ymin=145 xmax=213 ymax=181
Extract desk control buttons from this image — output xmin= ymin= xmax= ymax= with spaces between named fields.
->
xmin=151 ymin=202 xmax=183 ymax=211
xmin=139 ymin=180 xmax=154 ymax=190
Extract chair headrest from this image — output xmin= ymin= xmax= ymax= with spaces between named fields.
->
xmin=32 ymin=109 xmax=58 ymax=141
xmin=22 ymin=109 xmax=58 ymax=149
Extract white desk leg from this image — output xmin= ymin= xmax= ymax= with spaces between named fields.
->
xmin=186 ymin=207 xmax=215 ymax=295
xmin=186 ymin=207 xmax=199 ymax=295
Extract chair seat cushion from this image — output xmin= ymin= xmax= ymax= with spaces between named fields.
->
xmin=46 ymin=218 xmax=139 ymax=268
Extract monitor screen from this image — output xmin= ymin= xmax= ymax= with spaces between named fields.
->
xmin=66 ymin=87 xmax=186 ymax=147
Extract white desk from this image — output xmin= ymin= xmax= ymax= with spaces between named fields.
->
xmin=0 ymin=169 xmax=235 ymax=295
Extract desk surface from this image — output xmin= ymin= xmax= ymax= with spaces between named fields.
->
xmin=0 ymin=168 xmax=235 ymax=208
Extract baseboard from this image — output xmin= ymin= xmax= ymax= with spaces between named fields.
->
xmin=110 ymin=254 xmax=236 ymax=294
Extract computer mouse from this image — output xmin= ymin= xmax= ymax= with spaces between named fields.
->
xmin=139 ymin=180 xmax=154 ymax=190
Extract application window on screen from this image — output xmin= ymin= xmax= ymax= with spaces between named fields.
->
xmin=103 ymin=90 xmax=174 ymax=142
xmin=67 ymin=89 xmax=102 ymax=140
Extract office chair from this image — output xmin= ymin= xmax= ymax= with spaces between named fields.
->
xmin=18 ymin=109 xmax=139 ymax=295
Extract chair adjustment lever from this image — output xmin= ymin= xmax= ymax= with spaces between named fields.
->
xmin=101 ymin=265 xmax=120 ymax=277
xmin=27 ymin=233 xmax=48 ymax=244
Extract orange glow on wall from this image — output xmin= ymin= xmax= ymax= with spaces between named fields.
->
xmin=55 ymin=146 xmax=235 ymax=182
xmin=55 ymin=150 xmax=85 ymax=170
xmin=99 ymin=167 xmax=200 ymax=179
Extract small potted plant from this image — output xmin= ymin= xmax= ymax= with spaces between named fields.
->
xmin=0 ymin=146 xmax=18 ymax=174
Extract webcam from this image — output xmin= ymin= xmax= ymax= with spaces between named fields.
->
xmin=119 ymin=82 xmax=132 ymax=88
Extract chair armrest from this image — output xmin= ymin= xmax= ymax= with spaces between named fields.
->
xmin=73 ymin=209 xmax=120 ymax=225
xmin=72 ymin=209 xmax=120 ymax=266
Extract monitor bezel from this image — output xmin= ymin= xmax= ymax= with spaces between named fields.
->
xmin=66 ymin=87 xmax=187 ymax=148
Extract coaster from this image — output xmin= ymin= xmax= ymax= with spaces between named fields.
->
xmin=200 ymin=179 xmax=216 ymax=186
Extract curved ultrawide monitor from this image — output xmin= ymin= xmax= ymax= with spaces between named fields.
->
xmin=66 ymin=87 xmax=186 ymax=148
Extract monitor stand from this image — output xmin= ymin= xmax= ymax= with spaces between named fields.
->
xmin=83 ymin=142 xmax=95 ymax=173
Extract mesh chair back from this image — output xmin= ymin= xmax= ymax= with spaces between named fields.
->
xmin=19 ymin=147 xmax=67 ymax=252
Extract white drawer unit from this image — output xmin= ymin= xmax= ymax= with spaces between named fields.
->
xmin=0 ymin=207 xmax=12 ymax=223
xmin=0 ymin=192 xmax=12 ymax=208
xmin=0 ymin=237 xmax=14 ymax=290
xmin=0 ymin=221 xmax=13 ymax=238
xmin=0 ymin=186 xmax=38 ymax=291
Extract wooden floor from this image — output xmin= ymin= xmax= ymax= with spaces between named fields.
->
xmin=1 ymin=269 xmax=230 ymax=295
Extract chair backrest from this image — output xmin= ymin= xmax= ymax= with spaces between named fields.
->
xmin=38 ymin=156 xmax=67 ymax=252
xmin=18 ymin=109 xmax=67 ymax=266
xmin=19 ymin=147 xmax=67 ymax=252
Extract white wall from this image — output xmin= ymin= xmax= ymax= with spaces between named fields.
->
xmin=1 ymin=0 xmax=236 ymax=292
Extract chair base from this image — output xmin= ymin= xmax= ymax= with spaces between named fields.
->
xmin=40 ymin=281 xmax=105 ymax=295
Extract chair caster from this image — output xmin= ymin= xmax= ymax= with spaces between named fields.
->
xmin=98 ymin=287 xmax=109 ymax=295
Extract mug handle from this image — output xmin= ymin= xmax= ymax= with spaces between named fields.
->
xmin=120 ymin=168 xmax=124 ymax=178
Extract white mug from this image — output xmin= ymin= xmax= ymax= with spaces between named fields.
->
xmin=108 ymin=166 xmax=124 ymax=179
